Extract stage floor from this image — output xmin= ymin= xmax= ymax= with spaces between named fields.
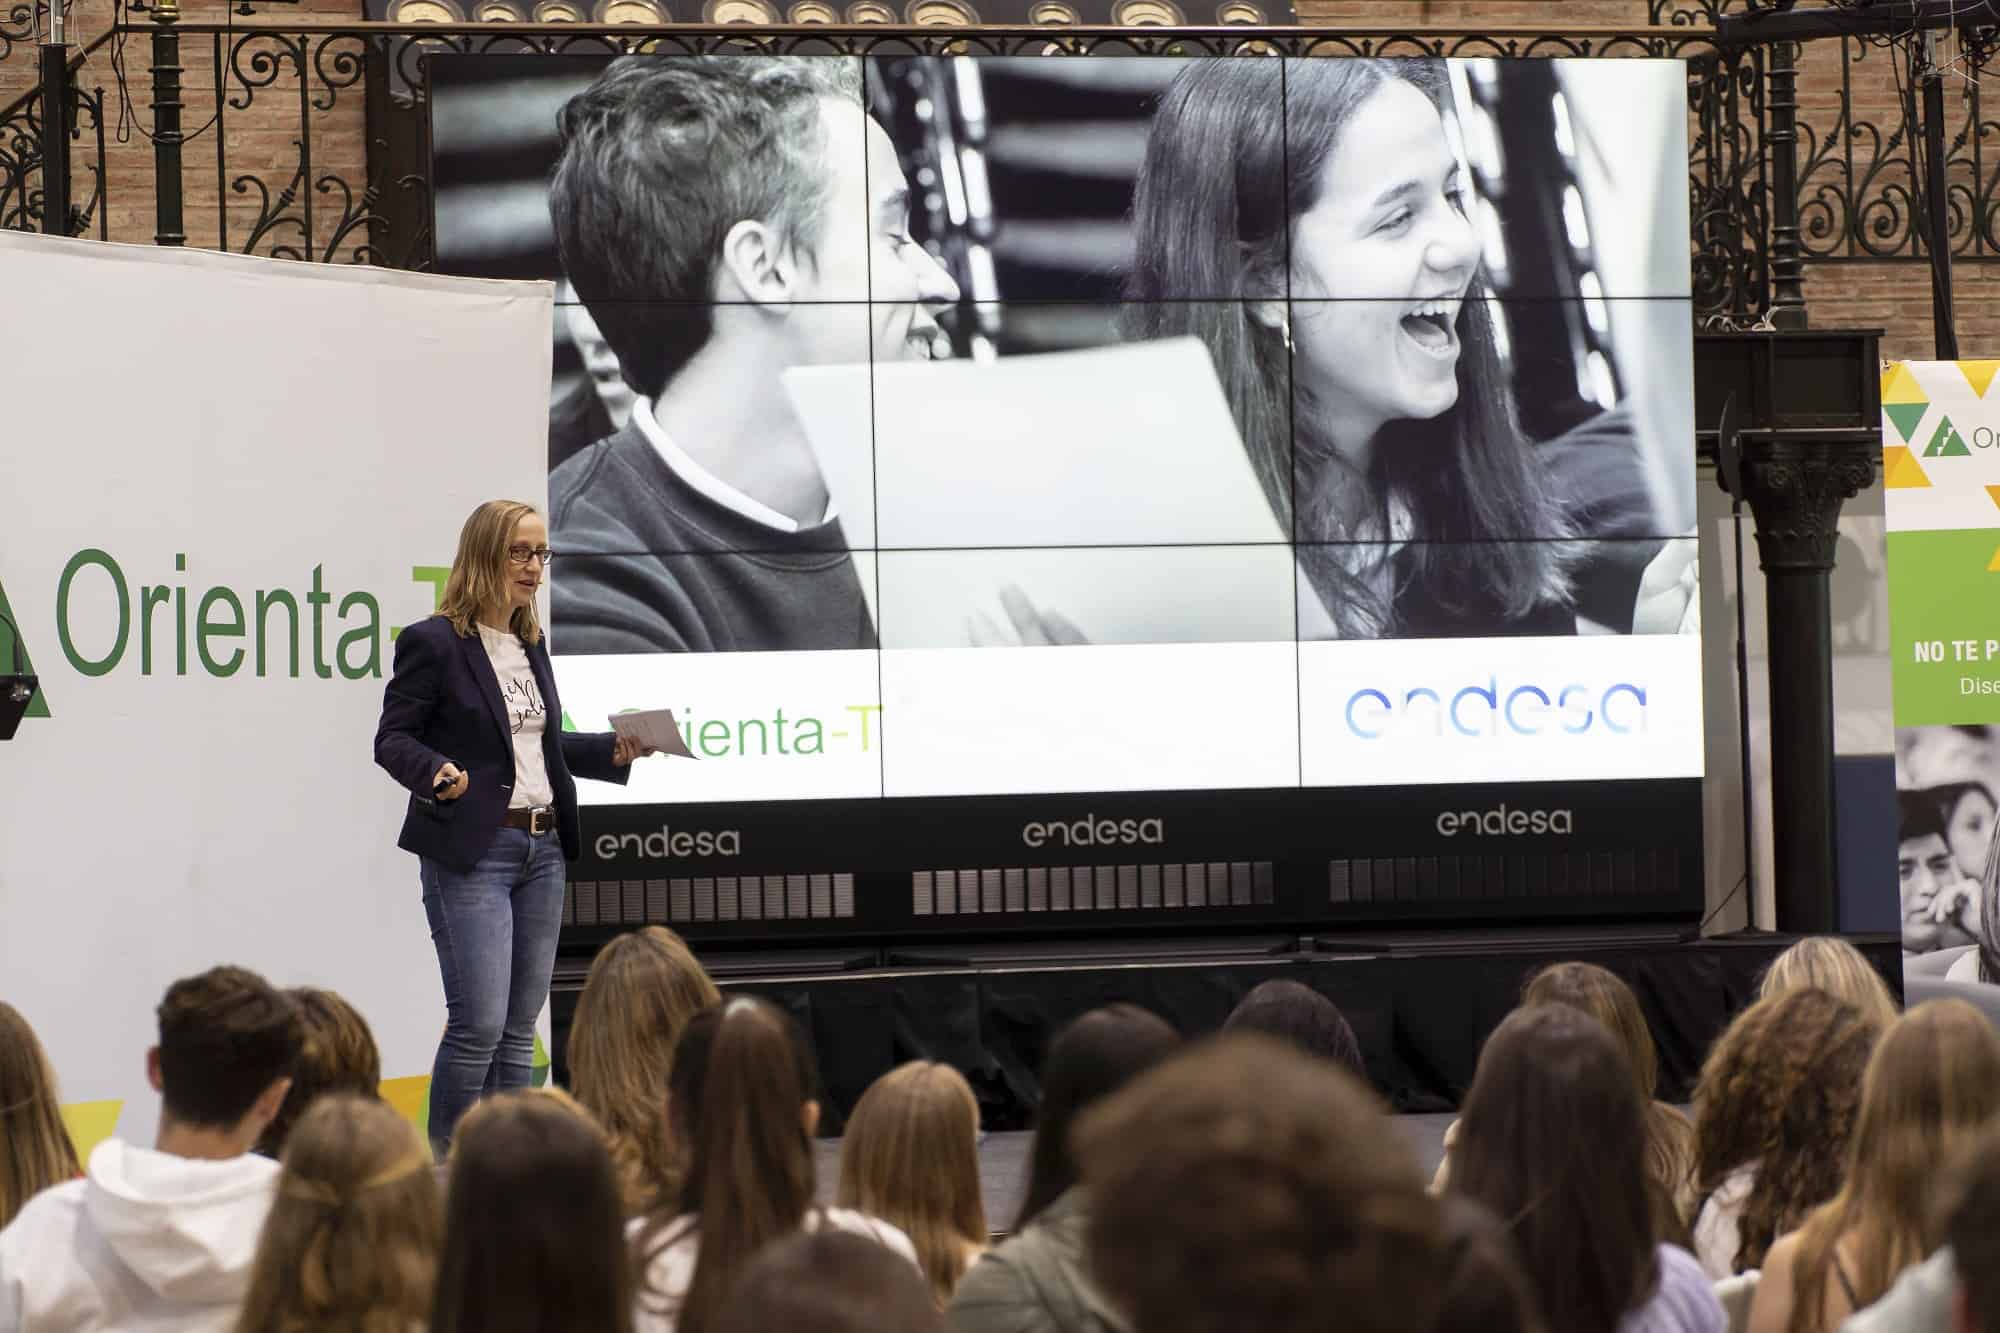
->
xmin=812 ymin=1112 xmax=1457 ymax=1228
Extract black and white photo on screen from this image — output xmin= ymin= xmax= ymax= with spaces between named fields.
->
xmin=428 ymin=53 xmax=1698 ymax=653
xmin=1896 ymin=724 xmax=2000 ymax=991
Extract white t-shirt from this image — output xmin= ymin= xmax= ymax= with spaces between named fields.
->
xmin=476 ymin=623 xmax=554 ymax=810
xmin=628 ymin=1207 xmax=917 ymax=1333
xmin=1693 ymin=1162 xmax=1758 ymax=1280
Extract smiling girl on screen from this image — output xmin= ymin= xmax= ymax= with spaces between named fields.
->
xmin=1128 ymin=58 xmax=1689 ymax=641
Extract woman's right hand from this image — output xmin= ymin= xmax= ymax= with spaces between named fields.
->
xmin=431 ymin=762 xmax=468 ymax=801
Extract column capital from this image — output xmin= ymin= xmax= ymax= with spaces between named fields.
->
xmin=1732 ymin=433 xmax=1877 ymax=575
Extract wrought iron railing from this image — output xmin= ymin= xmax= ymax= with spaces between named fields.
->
xmin=0 ymin=30 xmax=109 ymax=238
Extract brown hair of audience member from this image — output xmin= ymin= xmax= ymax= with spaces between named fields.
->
xmin=1014 ymin=1003 xmax=1182 ymax=1230
xmin=1946 ymin=1122 xmax=2000 ymax=1333
xmin=1758 ymin=936 xmax=1901 ymax=1032
xmin=836 ymin=1061 xmax=987 ymax=1304
xmin=713 ymin=1230 xmax=945 ymax=1333
xmin=1520 ymin=960 xmax=1694 ymax=1238
xmin=1784 ymin=999 xmax=2000 ymax=1333
xmin=0 ymin=1001 xmax=81 ymax=1229
xmin=432 ymin=1091 xmax=633 ymax=1333
xmin=1432 ymin=1195 xmax=1550 ymax=1333
xmin=1077 ymin=1033 xmax=1443 ymax=1333
xmin=235 ymin=1094 xmax=440 ymax=1333
xmin=154 ymin=965 xmax=304 ymax=1132
xmin=568 ymin=926 xmax=720 ymax=1214
xmin=1221 ymin=978 xmax=1366 ymax=1079
xmin=1690 ymin=986 xmax=1883 ymax=1275
xmin=254 ymin=988 xmax=382 ymax=1160
xmin=1451 ymin=1005 xmax=1660 ymax=1333
xmin=640 ymin=997 xmax=819 ymax=1333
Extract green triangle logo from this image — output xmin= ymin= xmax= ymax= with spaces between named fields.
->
xmin=1925 ymin=414 xmax=1972 ymax=457
xmin=0 ymin=578 xmax=50 ymax=719
xmin=1885 ymin=400 xmax=1928 ymax=444
xmin=561 ymin=709 xmax=578 ymax=733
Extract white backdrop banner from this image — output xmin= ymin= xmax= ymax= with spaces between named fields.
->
xmin=0 ymin=232 xmax=552 ymax=1147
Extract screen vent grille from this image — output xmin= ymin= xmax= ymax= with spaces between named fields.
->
xmin=565 ymin=874 xmax=856 ymax=927
xmin=911 ymin=861 xmax=1274 ymax=916
xmin=1328 ymin=849 xmax=1679 ymax=905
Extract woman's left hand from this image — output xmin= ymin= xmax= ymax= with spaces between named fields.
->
xmin=1631 ymin=532 xmax=1699 ymax=636
xmin=611 ymin=734 xmax=657 ymax=766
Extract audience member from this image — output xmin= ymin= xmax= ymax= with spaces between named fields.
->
xmin=1431 ymin=1195 xmax=1549 ymax=1333
xmin=634 ymin=998 xmax=914 ymax=1333
xmin=1759 ymin=937 xmax=1902 ymax=1031
xmin=1747 ymin=999 xmax=2000 ymax=1333
xmin=714 ymin=1231 xmax=945 ymax=1333
xmin=568 ymin=926 xmax=721 ymax=1214
xmin=0 ymin=966 xmax=303 ymax=1332
xmin=1945 ymin=1121 xmax=2000 ymax=1333
xmin=1077 ymin=1033 xmax=1444 ymax=1333
xmin=0 ymin=1002 xmax=81 ymax=1231
xmin=252 ymin=987 xmax=382 ymax=1160
xmin=234 ymin=1094 xmax=439 ymax=1333
xmin=1451 ymin=1005 xmax=1725 ymax=1333
xmin=431 ymin=1090 xmax=633 ymax=1333
xmin=837 ymin=1061 xmax=988 ymax=1305
xmin=1220 ymin=978 xmax=1366 ymax=1079
xmin=1690 ymin=987 xmax=1883 ymax=1279
xmin=948 ymin=1003 xmax=1180 ymax=1333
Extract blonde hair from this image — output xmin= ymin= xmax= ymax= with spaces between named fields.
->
xmin=1786 ymin=999 xmax=2000 ymax=1333
xmin=0 ymin=1002 xmax=81 ymax=1229
xmin=235 ymin=1094 xmax=441 ymax=1333
xmin=1760 ymin=936 xmax=1901 ymax=1031
xmin=438 ymin=499 xmax=543 ymax=644
xmin=836 ymin=1062 xmax=987 ymax=1305
xmin=569 ymin=927 xmax=720 ymax=1214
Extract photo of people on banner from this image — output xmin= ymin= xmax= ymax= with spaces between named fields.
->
xmin=1897 ymin=728 xmax=2000 ymax=989
xmin=430 ymin=53 xmax=1697 ymax=655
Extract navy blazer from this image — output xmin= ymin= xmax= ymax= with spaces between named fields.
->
xmin=373 ymin=614 xmax=627 ymax=871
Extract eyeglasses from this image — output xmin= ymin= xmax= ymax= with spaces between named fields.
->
xmin=506 ymin=545 xmax=555 ymax=566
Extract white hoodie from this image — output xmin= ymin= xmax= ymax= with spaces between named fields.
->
xmin=0 ymin=1139 xmax=278 ymax=1333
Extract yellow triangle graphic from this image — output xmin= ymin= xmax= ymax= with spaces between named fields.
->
xmin=1883 ymin=361 xmax=1927 ymax=404
xmin=1987 ymin=543 xmax=2000 ymax=572
xmin=1883 ymin=445 xmax=1932 ymax=488
xmin=60 ymin=1100 xmax=124 ymax=1162
xmin=1962 ymin=360 xmax=2000 ymax=398
xmin=1986 ymin=484 xmax=2000 ymax=512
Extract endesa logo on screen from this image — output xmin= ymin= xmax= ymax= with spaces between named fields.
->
xmin=595 ymin=825 xmax=742 ymax=860
xmin=1341 ymin=676 xmax=1647 ymax=740
xmin=1022 ymin=815 xmax=1166 ymax=848
xmin=1436 ymin=805 xmax=1573 ymax=837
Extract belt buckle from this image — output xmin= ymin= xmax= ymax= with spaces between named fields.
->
xmin=530 ymin=806 xmax=552 ymax=837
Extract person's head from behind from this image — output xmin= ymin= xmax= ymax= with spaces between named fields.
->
xmin=253 ymin=987 xmax=381 ymax=1160
xmin=1757 ymin=935 xmax=1901 ymax=1030
xmin=1948 ymin=1122 xmax=2000 ymax=1333
xmin=1077 ymin=1033 xmax=1443 ymax=1333
xmin=152 ymin=965 xmax=303 ymax=1155
xmin=1015 ymin=1002 xmax=1181 ymax=1229
xmin=1900 ymin=787 xmax=1974 ymax=953
xmin=1431 ymin=1195 xmax=1548 ymax=1333
xmin=1690 ymin=986 xmax=1882 ymax=1274
xmin=235 ymin=1094 xmax=439 ymax=1333
xmin=1222 ymin=978 xmax=1364 ymax=1079
xmin=0 ymin=1001 xmax=81 ymax=1229
xmin=1129 ymin=58 xmax=1562 ymax=638
xmin=549 ymin=56 xmax=960 ymax=407
xmin=1450 ymin=1005 xmax=1658 ymax=1333
xmin=836 ymin=1060 xmax=985 ymax=1304
xmin=653 ymin=996 xmax=819 ymax=1333
xmin=432 ymin=1091 xmax=631 ymax=1333
xmin=714 ymin=1230 xmax=943 ymax=1333
xmin=569 ymin=926 xmax=720 ymax=1213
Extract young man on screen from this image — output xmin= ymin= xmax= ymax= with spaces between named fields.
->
xmin=546 ymin=56 xmax=961 ymax=654
xmin=0 ymin=966 xmax=302 ymax=1332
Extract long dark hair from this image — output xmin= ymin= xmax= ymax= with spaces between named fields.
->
xmin=1014 ymin=1003 xmax=1181 ymax=1230
xmin=1129 ymin=58 xmax=1572 ymax=638
xmin=640 ymin=997 xmax=820 ymax=1333
xmin=1451 ymin=1006 xmax=1659 ymax=1333
xmin=431 ymin=1092 xmax=634 ymax=1333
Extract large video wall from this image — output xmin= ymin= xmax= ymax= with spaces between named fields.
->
xmin=432 ymin=53 xmax=1703 ymax=925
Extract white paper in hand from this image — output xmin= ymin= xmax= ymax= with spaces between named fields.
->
xmin=610 ymin=708 xmax=696 ymax=759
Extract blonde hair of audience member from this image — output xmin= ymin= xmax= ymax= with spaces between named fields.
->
xmin=1757 ymin=937 xmax=1901 ymax=1031
xmin=568 ymin=926 xmax=720 ymax=1213
xmin=254 ymin=987 xmax=383 ymax=1160
xmin=0 ymin=1001 xmax=81 ymax=1230
xmin=1076 ymin=1033 xmax=1444 ymax=1333
xmin=432 ymin=1091 xmax=634 ymax=1333
xmin=713 ymin=1230 xmax=944 ymax=1333
xmin=1690 ymin=987 xmax=1883 ymax=1275
xmin=1748 ymin=999 xmax=2000 ymax=1333
xmin=234 ymin=1094 xmax=440 ymax=1333
xmin=639 ymin=997 xmax=821 ymax=1333
xmin=1521 ymin=960 xmax=1696 ymax=1233
xmin=836 ymin=1061 xmax=987 ymax=1304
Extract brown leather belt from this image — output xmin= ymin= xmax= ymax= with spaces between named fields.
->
xmin=501 ymin=806 xmax=555 ymax=836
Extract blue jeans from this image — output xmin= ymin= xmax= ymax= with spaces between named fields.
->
xmin=419 ymin=825 xmax=566 ymax=1154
